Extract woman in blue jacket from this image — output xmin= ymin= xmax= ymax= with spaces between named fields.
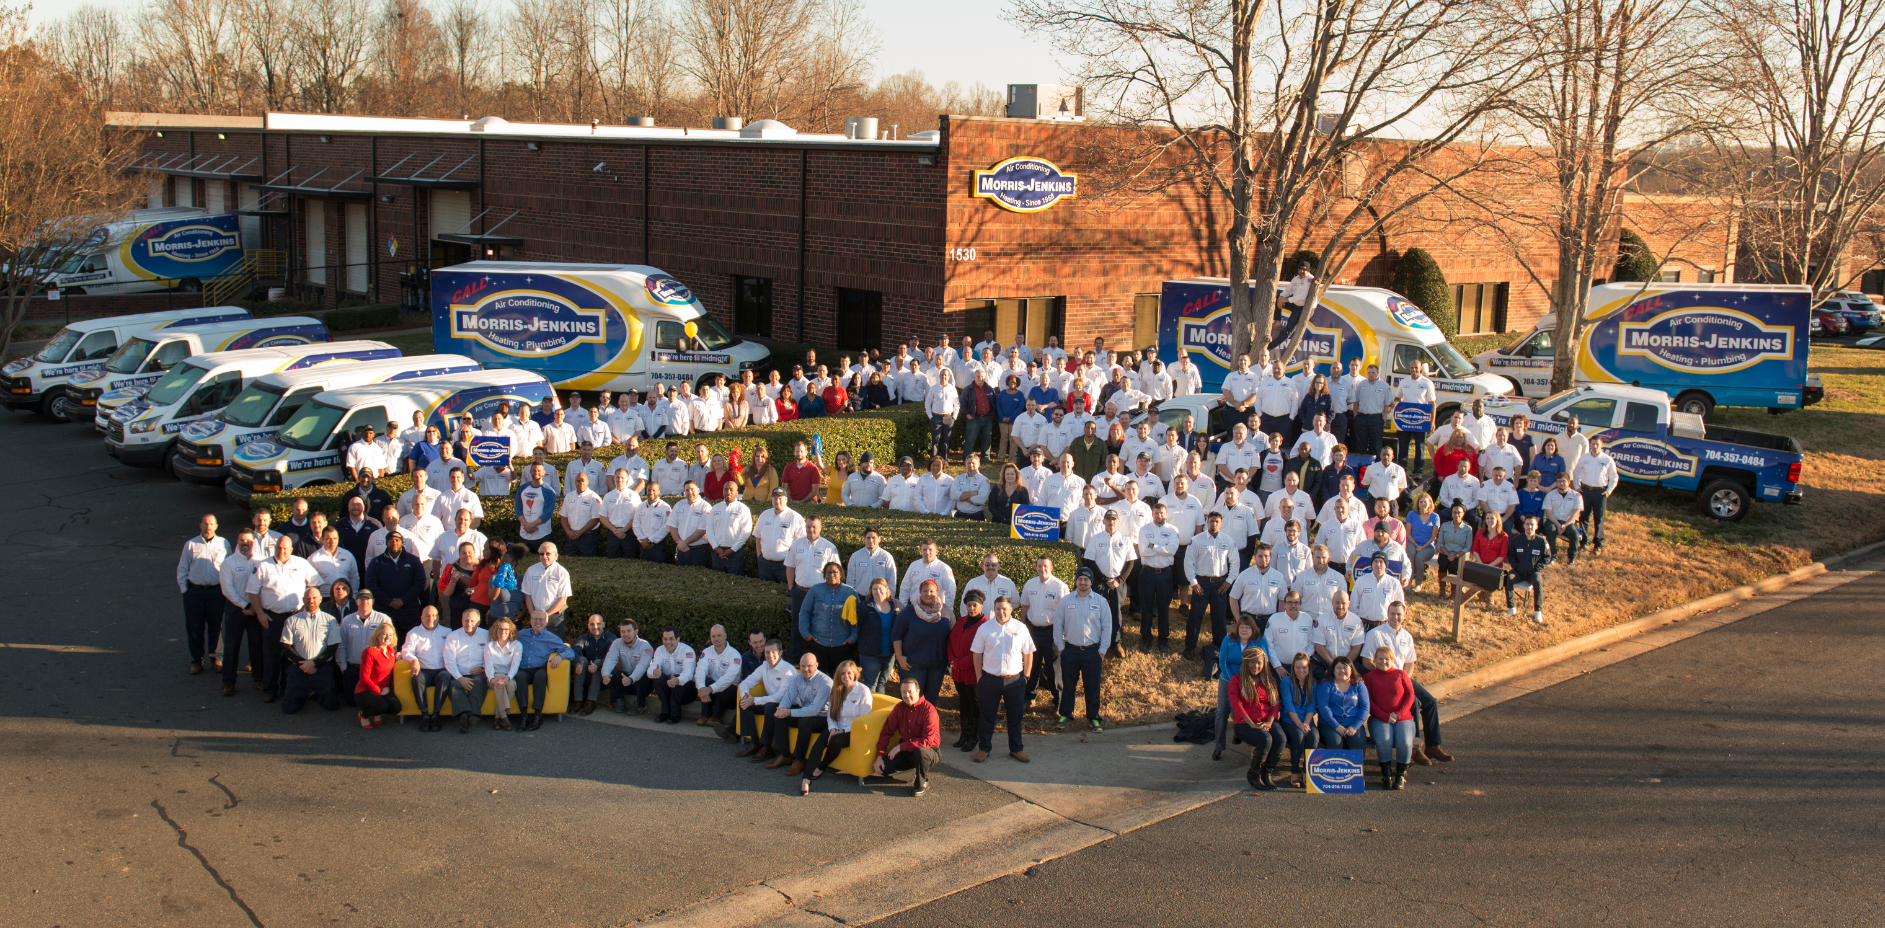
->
xmin=1278 ymin=652 xmax=1321 ymax=787
xmin=1213 ymin=616 xmax=1262 ymax=761
xmin=1314 ymin=656 xmax=1370 ymax=750
xmin=1531 ymin=436 xmax=1567 ymax=490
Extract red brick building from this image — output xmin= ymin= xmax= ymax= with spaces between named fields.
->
xmin=108 ymin=110 xmax=1739 ymax=352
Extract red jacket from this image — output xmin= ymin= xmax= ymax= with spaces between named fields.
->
xmin=1434 ymin=445 xmax=1478 ymax=481
xmin=877 ymin=698 xmax=942 ymax=754
xmin=1363 ymin=668 xmax=1416 ymax=721
xmin=1229 ymin=677 xmax=1280 ymax=727
xmin=947 ymin=614 xmax=987 ymax=684
xmin=356 ymin=646 xmax=396 ymax=695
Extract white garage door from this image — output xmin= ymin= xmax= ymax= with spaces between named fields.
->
xmin=205 ymin=181 xmax=225 ymax=214
xmin=430 ymin=189 xmax=471 ymax=240
xmin=305 ymin=200 xmax=326 ymax=285
xmin=346 ymin=202 xmax=368 ymax=293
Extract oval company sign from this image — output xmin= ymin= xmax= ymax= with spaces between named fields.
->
xmin=973 ymin=157 xmax=1078 ymax=213
xmin=1617 ymin=308 xmax=1794 ymax=374
xmin=450 ymin=290 xmax=606 ymax=356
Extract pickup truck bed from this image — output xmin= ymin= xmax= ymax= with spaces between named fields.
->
xmin=1704 ymin=424 xmax=1802 ymax=454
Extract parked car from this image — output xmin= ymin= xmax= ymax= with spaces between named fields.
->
xmin=1821 ymin=291 xmax=1881 ymax=334
xmin=1812 ymin=308 xmax=1849 ymax=337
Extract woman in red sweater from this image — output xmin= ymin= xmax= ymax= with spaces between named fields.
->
xmin=1363 ymin=645 xmax=1418 ymax=790
xmin=354 ymin=623 xmax=401 ymax=729
xmin=1228 ymin=647 xmax=1284 ymax=791
xmin=945 ymin=591 xmax=990 ymax=752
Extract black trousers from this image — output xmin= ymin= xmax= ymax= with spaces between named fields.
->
xmin=1414 ymin=679 xmax=1442 ymax=748
xmin=1505 ymin=570 xmax=1544 ymax=610
xmin=1579 ymin=487 xmax=1609 ymax=548
xmin=567 ymin=528 xmax=598 ymax=556
xmin=515 ymin=665 xmax=552 ymax=713
xmin=1186 ymin=576 xmax=1229 ymax=653
xmin=282 ymin=661 xmax=340 ymax=714
xmin=977 ymin=672 xmax=1027 ymax=753
xmin=803 ymin=726 xmax=852 ymax=772
xmin=740 ymin=702 xmax=774 ymax=745
xmin=410 ymin=666 xmax=450 ymax=716
xmin=676 ymin=544 xmax=711 ymax=568
xmin=609 ymin=675 xmax=653 ymax=708
xmin=954 ymin=676 xmax=980 ymax=739
xmin=1058 ymin=643 xmax=1102 ymax=721
xmin=883 ymin=746 xmax=939 ymax=789
xmin=768 ymin=714 xmax=816 ymax=755
xmin=605 ymin=531 xmax=640 ymax=559
xmin=712 ymin=548 xmax=746 ymax=576
xmin=1025 ymin=623 xmax=1059 ymax=701
xmin=638 ymin=538 xmax=669 ymax=563
xmin=1356 ymin=413 xmax=1384 ymax=457
xmin=656 ymin=677 xmax=696 ymax=718
xmin=805 ymin=640 xmax=855 ymax=676
xmin=699 ymin=686 xmax=737 ymax=723
xmin=757 ymin=557 xmax=788 ymax=583
xmin=789 ymin=716 xmax=830 ymax=761
xmin=260 ymin=609 xmax=294 ymax=694
xmin=1137 ymin=563 xmax=1175 ymax=643
xmin=356 ymin=688 xmax=400 ymax=717
xmin=182 ymin=584 xmax=223 ymax=663
xmin=220 ymin=601 xmax=264 ymax=687
xmin=906 ymin=662 xmax=947 ymax=702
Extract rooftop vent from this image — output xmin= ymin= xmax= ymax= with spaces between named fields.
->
xmin=711 ymin=116 xmax=744 ymax=131
xmin=469 ymin=116 xmax=510 ymax=131
xmin=740 ymin=119 xmax=797 ymax=139
xmin=1005 ymin=85 xmax=1085 ymax=121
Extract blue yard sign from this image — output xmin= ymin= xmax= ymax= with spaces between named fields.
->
xmin=1011 ymin=505 xmax=1062 ymax=541
xmin=1304 ymin=749 xmax=1368 ymax=793
xmin=1392 ymin=402 xmax=1433 ymax=433
xmin=469 ymin=435 xmax=512 ymax=467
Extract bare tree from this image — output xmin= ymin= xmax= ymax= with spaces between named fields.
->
xmin=293 ymin=0 xmax=374 ymax=113
xmin=440 ymin=0 xmax=488 ymax=115
xmin=371 ymin=0 xmax=445 ymax=115
xmin=630 ymin=1 xmax=683 ymax=122
xmin=1011 ymin=0 xmax=1537 ymax=362
xmin=509 ymin=0 xmax=566 ymax=119
xmin=0 ymin=5 xmax=142 ymax=357
xmin=676 ymin=0 xmax=874 ymax=128
xmin=236 ymin=0 xmax=299 ymax=111
xmin=142 ymin=0 xmax=250 ymax=112
xmin=1714 ymin=0 xmax=1885 ymax=300
xmin=42 ymin=5 xmax=130 ymax=107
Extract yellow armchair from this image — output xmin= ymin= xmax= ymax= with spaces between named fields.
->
xmin=732 ymin=684 xmax=902 ymax=778
xmin=394 ymin=661 xmax=571 ymax=719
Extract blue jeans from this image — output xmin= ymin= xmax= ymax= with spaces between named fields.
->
xmin=1369 ymin=718 xmax=1417 ymax=764
xmin=858 ymin=654 xmax=891 ymax=692
xmin=757 ymin=556 xmax=788 ymax=583
xmin=1318 ymin=722 xmax=1366 ymax=751
xmin=905 ymin=662 xmax=947 ymax=701
xmin=487 ymin=587 xmax=519 ymax=621
xmin=929 ymin=414 xmax=954 ymax=460
xmin=1280 ymin=719 xmax=1319 ymax=773
xmin=964 ymin=415 xmax=994 ymax=457
xmin=1058 ymin=643 xmax=1103 ymax=721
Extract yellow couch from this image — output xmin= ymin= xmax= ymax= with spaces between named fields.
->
xmin=393 ymin=660 xmax=570 ymax=719
xmin=732 ymin=682 xmax=901 ymax=778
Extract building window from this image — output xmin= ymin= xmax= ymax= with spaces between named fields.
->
xmin=1659 ymin=270 xmax=1681 ymax=283
xmin=1450 ymin=282 xmax=1508 ymax=334
xmin=732 ymin=276 xmax=773 ymax=337
xmin=1696 ymin=269 xmax=1716 ymax=284
xmin=1133 ymin=294 xmax=1160 ymax=353
xmin=835 ymin=287 xmax=882 ymax=352
xmin=963 ymin=296 xmax=1065 ymax=350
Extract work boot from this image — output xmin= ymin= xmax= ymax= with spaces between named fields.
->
xmin=1393 ymin=762 xmax=1409 ymax=790
xmin=1428 ymin=745 xmax=1455 ymax=762
xmin=1411 ymin=745 xmax=1433 ymax=766
xmin=734 ymin=743 xmax=759 ymax=758
xmin=1379 ymin=763 xmax=1394 ymax=791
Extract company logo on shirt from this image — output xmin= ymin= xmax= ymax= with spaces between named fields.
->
xmin=973 ymin=157 xmax=1079 ymax=213
xmin=1606 ymin=438 xmax=1698 ymax=481
xmin=139 ymin=223 xmax=241 ymax=263
xmin=450 ymin=290 xmax=606 ymax=355
xmin=1617 ymin=308 xmax=1794 ymax=373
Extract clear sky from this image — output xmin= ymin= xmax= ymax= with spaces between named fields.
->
xmin=23 ymin=0 xmax=1073 ymax=92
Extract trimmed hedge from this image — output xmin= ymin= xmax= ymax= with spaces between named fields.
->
xmin=1392 ymin=246 xmax=1456 ymax=337
xmin=565 ymin=557 xmax=790 ymax=644
xmin=325 ymin=303 xmax=402 ymax=331
xmin=1612 ymin=228 xmax=1658 ymax=282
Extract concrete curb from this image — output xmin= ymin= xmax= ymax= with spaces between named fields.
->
xmin=1427 ymin=537 xmax=1885 ymax=702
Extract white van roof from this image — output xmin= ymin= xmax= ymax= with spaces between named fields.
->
xmin=314 ymin=368 xmax=551 ymax=409
xmin=154 ymin=316 xmax=322 ymax=341
xmin=180 ymin=339 xmax=396 ymax=373
xmin=247 ymin=354 xmax=479 ymax=391
xmin=59 ymin=305 xmax=251 ymax=335
xmin=438 ymin=261 xmax=705 ymax=319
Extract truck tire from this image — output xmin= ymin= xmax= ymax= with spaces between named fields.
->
xmin=178 ymin=278 xmax=202 ymax=293
xmin=1700 ymin=478 xmax=1751 ymax=522
xmin=695 ymin=373 xmax=718 ymax=392
xmin=1674 ymin=391 xmax=1714 ymax=420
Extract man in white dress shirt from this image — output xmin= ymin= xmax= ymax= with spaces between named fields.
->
xmin=708 ymin=480 xmax=754 ymax=575
xmin=178 ymin=514 xmax=231 ymax=674
xmin=1573 ymin=434 xmax=1619 ymax=554
xmin=970 ymin=598 xmax=1037 ymax=763
xmin=600 ymin=468 xmax=642 ymax=559
xmin=1082 ymin=509 xmax=1136 ymax=654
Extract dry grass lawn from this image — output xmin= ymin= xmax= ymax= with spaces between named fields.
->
xmin=936 ymin=343 xmax=1885 ymax=733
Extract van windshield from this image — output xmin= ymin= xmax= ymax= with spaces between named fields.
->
xmin=143 ymin=362 xmax=209 ymax=407
xmin=1429 ymin=342 xmax=1477 ymax=379
xmin=1501 ymin=329 xmax=1536 ymax=354
xmin=35 ymin=328 xmax=81 ymax=363
xmin=691 ymin=315 xmax=737 ymax=351
xmin=104 ymin=338 xmax=158 ymax=374
xmin=221 ymin=382 xmax=287 ymax=428
xmin=278 ymin=401 xmax=346 ymax=451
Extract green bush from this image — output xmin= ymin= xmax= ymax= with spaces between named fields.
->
xmin=1288 ymin=249 xmax=1322 ymax=274
xmin=1612 ymin=228 xmax=1659 ymax=282
xmin=565 ymin=558 xmax=790 ymax=643
xmin=1391 ymin=247 xmax=1456 ymax=336
xmin=325 ymin=304 xmax=401 ymax=331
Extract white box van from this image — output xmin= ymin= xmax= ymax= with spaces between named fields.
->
xmin=47 ymin=208 xmax=246 ymax=297
xmin=429 ymin=262 xmax=771 ymax=393
xmin=78 ymin=316 xmax=330 ymax=427
xmin=224 ymin=369 xmax=556 ymax=504
xmin=104 ymin=340 xmax=399 ymax=470
xmin=173 ymin=354 xmax=482 ymax=487
xmin=2 ymin=306 xmax=251 ymax=419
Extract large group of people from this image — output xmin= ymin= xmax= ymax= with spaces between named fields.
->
xmin=165 ymin=336 xmax=1651 ymax=795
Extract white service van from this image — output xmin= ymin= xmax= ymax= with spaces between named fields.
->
xmin=78 ymin=315 xmax=330 ymax=427
xmin=173 ymin=354 xmax=482 ymax=487
xmin=46 ymin=207 xmax=247 ymax=297
xmin=429 ymin=262 xmax=771 ymax=392
xmin=104 ymin=340 xmax=399 ymax=469
xmin=2 ymin=305 xmax=251 ymax=419
xmin=224 ymin=369 xmax=556 ymax=504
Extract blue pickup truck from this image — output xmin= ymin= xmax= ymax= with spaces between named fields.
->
xmin=1481 ymin=384 xmax=1804 ymax=521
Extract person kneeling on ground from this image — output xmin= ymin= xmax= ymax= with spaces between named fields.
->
xmin=764 ymin=653 xmax=833 ymax=774
xmin=735 ymin=639 xmax=795 ymax=762
xmin=601 ymin=619 xmax=654 ymax=714
xmin=874 ymin=677 xmax=942 ymax=797
xmin=354 ymin=622 xmax=401 ymax=728
xmin=797 ymin=659 xmax=876 ymax=795
xmin=280 ymin=587 xmax=343 ymax=714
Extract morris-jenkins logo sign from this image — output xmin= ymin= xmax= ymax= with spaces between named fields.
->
xmin=973 ymin=157 xmax=1078 ymax=212
xmin=450 ymin=291 xmax=605 ymax=356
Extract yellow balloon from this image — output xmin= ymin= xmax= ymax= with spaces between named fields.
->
xmin=683 ymin=321 xmax=699 ymax=340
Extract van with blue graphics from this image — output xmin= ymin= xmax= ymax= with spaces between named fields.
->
xmin=46 ymin=207 xmax=246 ymax=297
xmin=86 ymin=316 xmax=333 ymax=431
xmin=430 ymin=262 xmax=770 ymax=393
xmin=1156 ymin=279 xmax=1513 ymax=421
xmin=223 ymin=369 xmax=555 ymax=505
xmin=173 ymin=354 xmax=481 ymax=487
xmin=1 ymin=305 xmax=251 ymax=420
xmin=104 ymin=341 xmax=398 ymax=471
xmin=1471 ymin=282 xmax=1823 ymax=419
xmin=1480 ymin=383 xmax=1803 ymax=521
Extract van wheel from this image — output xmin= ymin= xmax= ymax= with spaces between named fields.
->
xmin=42 ymin=389 xmax=69 ymax=422
xmin=164 ymin=446 xmax=183 ymax=477
xmin=695 ymin=374 xmax=718 ymax=392
xmin=178 ymin=278 xmax=202 ymax=293
xmin=1700 ymin=479 xmax=1750 ymax=522
xmin=1674 ymin=391 xmax=1714 ymax=420
xmin=1435 ymin=403 xmax=1460 ymax=425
